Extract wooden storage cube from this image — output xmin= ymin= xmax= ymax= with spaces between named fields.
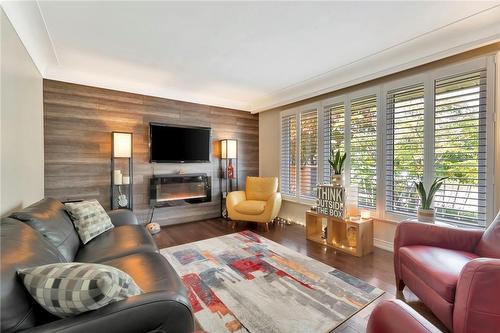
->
xmin=306 ymin=211 xmax=373 ymax=257
xmin=306 ymin=213 xmax=328 ymax=245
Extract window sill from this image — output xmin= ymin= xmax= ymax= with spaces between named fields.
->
xmin=281 ymin=195 xmax=487 ymax=229
xmin=375 ymin=214 xmax=486 ymax=229
xmin=282 ymin=196 xmax=316 ymax=206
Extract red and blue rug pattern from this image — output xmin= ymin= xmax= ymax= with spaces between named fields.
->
xmin=161 ymin=231 xmax=383 ymax=333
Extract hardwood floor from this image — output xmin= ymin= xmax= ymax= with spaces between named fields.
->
xmin=154 ymin=218 xmax=448 ymax=333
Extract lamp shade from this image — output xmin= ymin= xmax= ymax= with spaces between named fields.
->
xmin=221 ymin=139 xmax=237 ymax=159
xmin=112 ymin=132 xmax=132 ymax=158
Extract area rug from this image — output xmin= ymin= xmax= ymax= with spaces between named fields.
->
xmin=160 ymin=231 xmax=383 ymax=333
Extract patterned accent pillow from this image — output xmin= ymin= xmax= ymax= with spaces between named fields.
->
xmin=17 ymin=263 xmax=143 ymax=318
xmin=64 ymin=200 xmax=114 ymax=244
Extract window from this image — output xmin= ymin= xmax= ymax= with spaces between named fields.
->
xmin=350 ymin=95 xmax=378 ymax=208
xmin=386 ymin=84 xmax=425 ymax=215
xmin=280 ymin=114 xmax=297 ymax=196
xmin=323 ymin=102 xmax=345 ymax=183
xmin=280 ymin=107 xmax=318 ymax=200
xmin=299 ymin=110 xmax=318 ymax=199
xmin=433 ymin=70 xmax=487 ymax=225
xmin=280 ymin=56 xmax=494 ymax=226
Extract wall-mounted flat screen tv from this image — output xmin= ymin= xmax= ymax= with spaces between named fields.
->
xmin=150 ymin=123 xmax=211 ymax=163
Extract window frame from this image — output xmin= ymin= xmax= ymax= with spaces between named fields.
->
xmin=347 ymin=86 xmax=381 ymax=212
xmin=280 ymin=102 xmax=319 ymax=204
xmin=321 ymin=95 xmax=348 ymax=185
xmin=279 ymin=55 xmax=496 ymax=226
xmin=428 ymin=57 xmax=494 ymax=227
xmin=382 ymin=57 xmax=495 ymax=225
xmin=279 ymin=112 xmax=298 ymax=197
xmin=381 ymin=73 xmax=427 ymax=222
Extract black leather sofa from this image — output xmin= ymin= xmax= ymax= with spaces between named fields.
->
xmin=1 ymin=198 xmax=194 ymax=333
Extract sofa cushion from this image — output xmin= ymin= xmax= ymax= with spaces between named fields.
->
xmin=399 ymin=245 xmax=478 ymax=302
xmin=18 ymin=263 xmax=142 ymax=318
xmin=235 ymin=200 xmax=266 ymax=215
xmin=75 ymin=225 xmax=158 ymax=263
xmin=9 ymin=198 xmax=80 ymax=262
xmin=1 ymin=218 xmax=65 ymax=333
xmin=475 ymin=211 xmax=500 ymax=259
xmin=102 ymin=252 xmax=187 ymax=294
xmin=65 ymin=200 xmax=114 ymax=244
xmin=245 ymin=176 xmax=278 ymax=201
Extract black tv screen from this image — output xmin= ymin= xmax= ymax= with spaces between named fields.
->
xmin=150 ymin=123 xmax=211 ymax=163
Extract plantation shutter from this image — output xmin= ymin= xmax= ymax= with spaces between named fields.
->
xmin=281 ymin=114 xmax=297 ymax=196
xmin=434 ymin=70 xmax=487 ymax=225
xmin=386 ymin=84 xmax=425 ymax=215
xmin=323 ymin=102 xmax=345 ymax=184
xmin=350 ymin=95 xmax=377 ymax=208
xmin=299 ymin=110 xmax=318 ymax=199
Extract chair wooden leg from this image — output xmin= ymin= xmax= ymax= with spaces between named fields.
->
xmin=264 ymin=222 xmax=269 ymax=232
xmin=397 ymin=279 xmax=405 ymax=291
xmin=231 ymin=221 xmax=237 ymax=229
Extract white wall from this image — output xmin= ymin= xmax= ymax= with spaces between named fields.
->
xmin=0 ymin=8 xmax=44 ymax=216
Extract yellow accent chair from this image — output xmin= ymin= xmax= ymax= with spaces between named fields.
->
xmin=226 ymin=176 xmax=282 ymax=231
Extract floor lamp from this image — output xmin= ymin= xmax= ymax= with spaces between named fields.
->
xmin=220 ymin=139 xmax=238 ymax=217
xmin=111 ymin=131 xmax=133 ymax=210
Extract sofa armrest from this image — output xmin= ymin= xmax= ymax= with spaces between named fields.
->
xmin=23 ymin=291 xmax=194 ymax=333
xmin=262 ymin=192 xmax=282 ymax=222
xmin=226 ymin=191 xmax=246 ymax=217
xmin=107 ymin=209 xmax=139 ymax=226
xmin=453 ymin=258 xmax=500 ymax=333
xmin=367 ymin=299 xmax=441 ymax=333
xmin=394 ymin=222 xmax=483 ymax=286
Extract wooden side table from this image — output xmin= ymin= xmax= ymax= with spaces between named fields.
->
xmin=306 ymin=211 xmax=374 ymax=257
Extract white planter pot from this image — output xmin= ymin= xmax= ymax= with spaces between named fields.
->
xmin=332 ymin=174 xmax=344 ymax=186
xmin=417 ymin=208 xmax=435 ymax=223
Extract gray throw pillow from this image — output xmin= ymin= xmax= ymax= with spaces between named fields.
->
xmin=64 ymin=200 xmax=113 ymax=244
xmin=17 ymin=263 xmax=142 ymax=318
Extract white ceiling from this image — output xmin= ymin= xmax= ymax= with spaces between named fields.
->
xmin=2 ymin=1 xmax=500 ymax=112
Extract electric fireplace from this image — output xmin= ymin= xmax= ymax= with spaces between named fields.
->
xmin=150 ymin=173 xmax=211 ymax=207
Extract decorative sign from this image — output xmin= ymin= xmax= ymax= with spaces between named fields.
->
xmin=316 ymin=184 xmax=345 ymax=219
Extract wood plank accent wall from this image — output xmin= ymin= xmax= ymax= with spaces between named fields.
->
xmin=43 ymin=79 xmax=259 ymax=225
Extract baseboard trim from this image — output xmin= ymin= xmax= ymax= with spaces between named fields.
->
xmin=374 ymin=238 xmax=394 ymax=252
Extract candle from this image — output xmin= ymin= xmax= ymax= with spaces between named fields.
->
xmin=361 ymin=210 xmax=370 ymax=219
xmin=122 ymin=176 xmax=130 ymax=185
xmin=113 ymin=170 xmax=122 ymax=185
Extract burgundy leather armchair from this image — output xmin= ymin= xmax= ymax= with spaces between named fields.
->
xmin=394 ymin=212 xmax=500 ymax=333
xmin=367 ymin=300 xmax=441 ymax=333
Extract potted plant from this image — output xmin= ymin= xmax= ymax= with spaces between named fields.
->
xmin=329 ymin=149 xmax=346 ymax=186
xmin=414 ymin=177 xmax=447 ymax=223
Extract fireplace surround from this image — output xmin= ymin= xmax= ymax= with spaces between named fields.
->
xmin=149 ymin=173 xmax=211 ymax=207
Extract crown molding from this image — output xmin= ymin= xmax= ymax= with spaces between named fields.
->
xmin=249 ymin=5 xmax=500 ymax=113
xmin=1 ymin=1 xmax=58 ymax=76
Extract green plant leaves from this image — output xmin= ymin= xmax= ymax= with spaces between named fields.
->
xmin=329 ymin=149 xmax=346 ymax=175
xmin=414 ymin=177 xmax=448 ymax=209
